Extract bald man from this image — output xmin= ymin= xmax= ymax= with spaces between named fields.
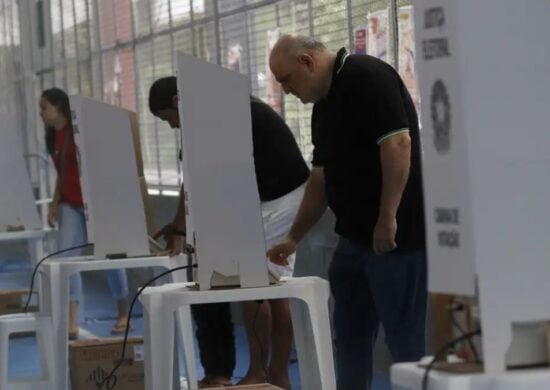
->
xmin=267 ymin=35 xmax=427 ymax=389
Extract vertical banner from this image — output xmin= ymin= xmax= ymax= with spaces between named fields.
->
xmin=398 ymin=5 xmax=420 ymax=112
xmin=367 ymin=9 xmax=390 ymax=62
xmin=413 ymin=1 xmax=476 ymax=296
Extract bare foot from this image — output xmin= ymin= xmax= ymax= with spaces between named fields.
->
xmin=198 ymin=375 xmax=232 ymax=388
xmin=111 ymin=316 xmax=132 ymax=334
xmin=69 ymin=325 xmax=79 ymax=340
xmin=269 ymin=368 xmax=290 ymax=390
xmin=236 ymin=372 xmax=267 ymax=386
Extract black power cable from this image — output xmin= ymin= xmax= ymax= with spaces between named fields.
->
xmin=23 ymin=243 xmax=94 ymax=312
xmin=422 ymin=329 xmax=482 ymax=390
xmin=99 ymin=264 xmax=196 ymax=390
xmin=449 ymin=301 xmax=480 ymax=363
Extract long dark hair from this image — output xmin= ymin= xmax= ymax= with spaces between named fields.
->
xmin=41 ymin=88 xmax=72 ymax=156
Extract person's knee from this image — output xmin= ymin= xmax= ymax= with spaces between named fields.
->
xmin=268 ymin=298 xmax=290 ymax=314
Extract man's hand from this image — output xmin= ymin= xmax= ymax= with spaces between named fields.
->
xmin=267 ymin=237 xmax=298 ymax=266
xmin=48 ymin=202 xmax=60 ymax=228
xmin=373 ymin=216 xmax=397 ymax=255
xmin=153 ymin=222 xmax=185 ymax=257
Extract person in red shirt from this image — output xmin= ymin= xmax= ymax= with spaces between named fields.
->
xmin=39 ymin=88 xmax=132 ymax=339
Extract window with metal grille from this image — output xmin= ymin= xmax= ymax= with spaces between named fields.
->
xmin=15 ymin=0 xmax=420 ymax=193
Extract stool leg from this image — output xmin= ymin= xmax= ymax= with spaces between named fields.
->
xmin=159 ymin=305 xmax=177 ymax=390
xmin=289 ymin=298 xmax=322 ymax=390
xmin=53 ymin=269 xmax=71 ymax=390
xmin=169 ymin=261 xmax=187 ymax=389
xmin=174 ymin=304 xmax=198 ymax=390
xmin=43 ymin=264 xmax=65 ymax=389
xmin=29 ymin=239 xmax=44 ymax=311
xmin=36 ymin=324 xmax=50 ymax=383
xmin=173 ymin=311 xmax=187 ymax=390
xmin=0 ymin=325 xmax=10 ymax=388
xmin=172 ymin=335 xmax=181 ymax=390
xmin=304 ymin=286 xmax=336 ymax=390
xmin=37 ymin=319 xmax=56 ymax=389
xmin=143 ymin=293 xmax=173 ymax=390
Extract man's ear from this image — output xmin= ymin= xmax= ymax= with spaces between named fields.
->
xmin=298 ymin=53 xmax=315 ymax=72
xmin=172 ymin=95 xmax=179 ymax=109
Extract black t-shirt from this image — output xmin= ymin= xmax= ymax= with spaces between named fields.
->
xmin=311 ymin=48 xmax=425 ymax=251
xmin=250 ymin=96 xmax=309 ymax=201
xmin=179 ymin=97 xmax=309 ymax=202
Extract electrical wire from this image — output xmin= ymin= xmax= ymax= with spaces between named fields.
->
xmin=99 ymin=264 xmax=196 ymax=390
xmin=23 ymin=243 xmax=94 ymax=312
xmin=422 ymin=329 xmax=482 ymax=390
xmin=449 ymin=301 xmax=480 ymax=363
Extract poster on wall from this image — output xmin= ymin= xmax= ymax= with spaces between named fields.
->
xmin=353 ymin=26 xmax=368 ymax=54
xmin=266 ymin=28 xmax=283 ymax=115
xmin=226 ymin=43 xmax=242 ymax=73
xmin=367 ymin=9 xmax=390 ymax=62
xmin=103 ymin=53 xmax=121 ymax=107
xmin=398 ymin=5 xmax=421 ymax=113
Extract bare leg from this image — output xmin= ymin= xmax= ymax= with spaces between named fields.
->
xmin=268 ymin=299 xmax=292 ymax=390
xmin=112 ymin=298 xmax=130 ymax=333
xmin=238 ymin=300 xmax=272 ymax=385
xmin=192 ymin=303 xmax=235 ymax=387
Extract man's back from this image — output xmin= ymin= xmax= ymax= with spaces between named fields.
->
xmin=250 ymin=96 xmax=309 ymax=202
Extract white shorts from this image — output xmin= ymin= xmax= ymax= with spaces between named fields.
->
xmin=261 ymin=184 xmax=305 ymax=277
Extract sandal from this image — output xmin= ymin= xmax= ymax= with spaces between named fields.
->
xmin=111 ymin=322 xmax=133 ymax=335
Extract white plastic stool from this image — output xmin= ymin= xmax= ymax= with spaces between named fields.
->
xmin=0 ymin=313 xmax=56 ymax=390
xmin=391 ymin=362 xmax=550 ymax=390
xmin=0 ymin=231 xmax=46 ymax=267
xmin=140 ymin=282 xmax=195 ymax=390
xmin=40 ymin=254 xmax=188 ymax=390
xmin=146 ymin=276 xmax=336 ymax=390
xmin=0 ymin=230 xmax=46 ymax=308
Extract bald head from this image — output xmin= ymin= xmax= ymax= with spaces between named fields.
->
xmin=269 ymin=35 xmax=335 ymax=104
xmin=270 ymin=34 xmax=326 ymax=63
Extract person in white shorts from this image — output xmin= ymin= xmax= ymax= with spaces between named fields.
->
xmin=264 ymin=184 xmax=304 ymax=279
xmin=149 ymin=77 xmax=309 ymax=389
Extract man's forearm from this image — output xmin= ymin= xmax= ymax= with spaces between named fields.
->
xmin=379 ymin=133 xmax=411 ymax=219
xmin=288 ymin=169 xmax=328 ymax=243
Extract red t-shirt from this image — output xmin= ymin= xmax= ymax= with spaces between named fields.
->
xmin=53 ymin=126 xmax=84 ymax=208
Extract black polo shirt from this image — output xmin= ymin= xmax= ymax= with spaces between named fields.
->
xmin=251 ymin=96 xmax=309 ymax=201
xmin=312 ymin=48 xmax=425 ymax=251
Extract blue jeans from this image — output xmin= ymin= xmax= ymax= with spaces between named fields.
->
xmin=58 ymin=203 xmax=129 ymax=303
xmin=329 ymin=238 xmax=427 ymax=390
